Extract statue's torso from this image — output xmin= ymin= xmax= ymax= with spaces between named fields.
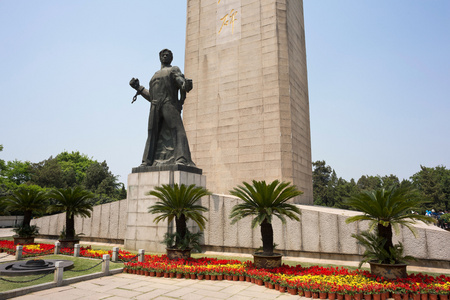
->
xmin=149 ymin=66 xmax=179 ymax=105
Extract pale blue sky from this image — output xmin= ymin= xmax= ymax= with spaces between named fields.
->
xmin=1 ymin=1 xmax=449 ymax=186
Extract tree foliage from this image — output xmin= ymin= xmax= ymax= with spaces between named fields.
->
xmin=312 ymin=160 xmax=450 ymax=213
xmin=312 ymin=161 xmax=356 ymax=209
xmin=410 ymin=165 xmax=450 ymax=211
xmin=56 ymin=151 xmax=94 ymax=183
xmin=30 ymin=157 xmax=66 ymax=188
xmin=2 ymin=160 xmax=32 ymax=186
xmin=0 ymin=145 xmax=5 ymax=176
xmin=0 ymin=149 xmax=126 ymax=213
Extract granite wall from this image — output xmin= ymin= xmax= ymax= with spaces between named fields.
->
xmin=0 ymin=216 xmax=24 ymax=228
xmin=31 ymin=199 xmax=127 ymax=243
xmin=31 ymin=192 xmax=450 ymax=267
xmin=200 ymin=194 xmax=450 ymax=267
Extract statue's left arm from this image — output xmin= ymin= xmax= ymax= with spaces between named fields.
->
xmin=172 ymin=67 xmax=193 ymax=93
xmin=172 ymin=67 xmax=192 ymax=112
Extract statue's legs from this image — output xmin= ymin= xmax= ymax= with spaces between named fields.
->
xmin=141 ymin=134 xmax=152 ymax=166
xmin=161 ymin=103 xmax=195 ymax=166
xmin=141 ymin=104 xmax=159 ymax=166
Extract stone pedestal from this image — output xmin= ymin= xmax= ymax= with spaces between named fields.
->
xmin=124 ymin=166 xmax=206 ymax=252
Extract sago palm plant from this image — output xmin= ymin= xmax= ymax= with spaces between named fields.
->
xmin=229 ymin=180 xmax=303 ymax=255
xmin=48 ymin=186 xmax=94 ymax=240
xmin=148 ymin=184 xmax=210 ymax=250
xmin=345 ymin=186 xmax=436 ymax=264
xmin=351 ymin=230 xmax=416 ymax=267
xmin=2 ymin=186 xmax=47 ymax=228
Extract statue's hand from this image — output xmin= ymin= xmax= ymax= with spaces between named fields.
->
xmin=185 ymin=79 xmax=193 ymax=93
xmin=129 ymin=78 xmax=140 ymax=89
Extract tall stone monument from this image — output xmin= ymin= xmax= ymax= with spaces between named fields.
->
xmin=183 ymin=0 xmax=313 ymax=203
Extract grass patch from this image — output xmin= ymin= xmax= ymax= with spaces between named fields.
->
xmin=80 ymin=243 xmax=138 ymax=254
xmin=0 ymin=255 xmax=123 ymax=292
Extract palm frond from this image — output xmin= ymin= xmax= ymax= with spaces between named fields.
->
xmin=2 ymin=187 xmax=48 ymax=214
xmin=47 ymin=187 xmax=94 ymax=217
xmin=229 ymin=180 xmax=303 ymax=254
xmin=147 ymin=183 xmax=210 ymax=235
xmin=345 ymin=185 xmax=435 ymax=233
xmin=345 ymin=185 xmax=436 ymax=264
xmin=229 ymin=180 xmax=302 ymax=224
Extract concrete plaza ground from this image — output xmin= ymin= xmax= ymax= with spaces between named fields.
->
xmin=8 ymin=273 xmax=303 ymax=300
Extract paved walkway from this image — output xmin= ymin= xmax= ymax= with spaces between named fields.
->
xmin=10 ymin=273 xmax=302 ymax=300
xmin=0 ymin=229 xmax=14 ymax=238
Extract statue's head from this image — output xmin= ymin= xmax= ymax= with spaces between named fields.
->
xmin=159 ymin=49 xmax=173 ymax=64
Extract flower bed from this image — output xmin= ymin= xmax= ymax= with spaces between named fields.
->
xmin=0 ymin=240 xmax=54 ymax=257
xmin=123 ymin=256 xmax=450 ymax=298
xmin=0 ymin=240 xmax=136 ymax=262
xmin=1 ymin=240 xmax=449 ymax=298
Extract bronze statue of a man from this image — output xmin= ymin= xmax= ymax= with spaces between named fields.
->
xmin=129 ymin=49 xmax=195 ymax=167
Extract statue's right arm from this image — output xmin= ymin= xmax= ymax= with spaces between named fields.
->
xmin=129 ymin=78 xmax=151 ymax=102
xmin=138 ymin=87 xmax=151 ymax=101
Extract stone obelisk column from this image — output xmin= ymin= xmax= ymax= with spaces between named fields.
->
xmin=183 ymin=0 xmax=313 ymax=204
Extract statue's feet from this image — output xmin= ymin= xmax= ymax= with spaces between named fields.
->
xmin=175 ymin=158 xmax=196 ymax=167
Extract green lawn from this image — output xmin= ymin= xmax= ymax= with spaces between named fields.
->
xmin=0 ymin=255 xmax=123 ymax=292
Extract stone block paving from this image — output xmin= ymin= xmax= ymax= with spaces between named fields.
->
xmin=0 ymin=253 xmax=14 ymax=263
xmin=9 ymin=273 xmax=303 ymax=299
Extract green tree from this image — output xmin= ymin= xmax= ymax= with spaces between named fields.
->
xmin=345 ymin=186 xmax=436 ymax=263
xmin=0 ymin=155 xmax=32 ymax=193
xmin=30 ymin=157 xmax=66 ymax=188
xmin=323 ymin=170 xmax=339 ymax=207
xmin=48 ymin=187 xmax=94 ymax=240
xmin=0 ymin=145 xmax=14 ymax=200
xmin=331 ymin=177 xmax=358 ymax=209
xmin=380 ymin=174 xmax=400 ymax=189
xmin=30 ymin=154 xmax=91 ymax=189
xmin=312 ymin=161 xmax=358 ymax=209
xmin=148 ymin=184 xmax=210 ymax=249
xmin=25 ymin=152 xmax=125 ymax=204
xmin=56 ymin=151 xmax=95 ymax=184
xmin=357 ymin=175 xmax=382 ymax=191
xmin=83 ymin=161 xmax=118 ymax=196
xmin=2 ymin=185 xmax=47 ymax=227
xmin=0 ymin=144 xmax=5 ymax=178
xmin=118 ymin=183 xmax=127 ymax=200
xmin=411 ymin=165 xmax=450 ymax=211
xmin=312 ymin=160 xmax=333 ymax=206
xmin=2 ymin=160 xmax=32 ymax=186
xmin=229 ymin=180 xmax=302 ymax=255
xmin=356 ymin=174 xmax=401 ymax=191
xmin=0 ymin=150 xmax=126 ymax=206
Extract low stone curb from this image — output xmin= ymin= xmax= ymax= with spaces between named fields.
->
xmin=0 ymin=267 xmax=123 ymax=300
